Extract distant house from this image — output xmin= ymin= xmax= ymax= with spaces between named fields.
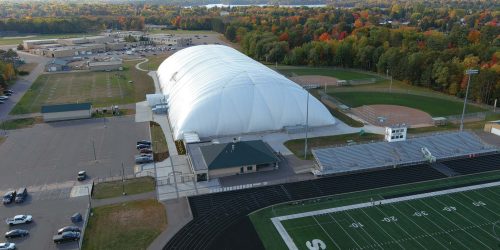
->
xmin=187 ymin=140 xmax=280 ymax=181
xmin=41 ymin=103 xmax=92 ymax=122
xmin=45 ymin=59 xmax=69 ymax=72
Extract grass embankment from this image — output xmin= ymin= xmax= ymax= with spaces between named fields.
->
xmin=0 ymin=136 xmax=5 ymax=145
xmin=310 ymin=89 xmax=364 ymax=127
xmin=82 ymin=199 xmax=166 ymax=250
xmin=331 ymin=91 xmax=486 ymax=117
xmin=92 ymin=177 xmax=155 ymax=199
xmin=250 ymin=169 xmax=500 ymax=250
xmin=10 ymin=61 xmax=153 ymax=115
xmin=150 ymin=121 xmax=168 ymax=161
xmin=0 ymin=117 xmax=42 ymax=130
xmin=284 ymin=132 xmax=382 ymax=159
xmin=408 ymin=113 xmax=500 ymax=134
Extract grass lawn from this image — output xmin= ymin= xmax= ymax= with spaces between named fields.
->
xmin=0 ymin=136 xmax=4 ymax=145
xmin=0 ymin=33 xmax=96 ymax=46
xmin=278 ymin=66 xmax=382 ymax=80
xmin=250 ymin=170 xmax=500 ymax=250
xmin=10 ymin=61 xmax=154 ymax=115
xmin=330 ymin=92 xmax=486 ymax=117
xmin=82 ymin=199 xmax=166 ymax=250
xmin=92 ymin=177 xmax=155 ymax=199
xmin=151 ymin=121 xmax=169 ymax=161
xmin=0 ymin=117 xmax=42 ymax=130
xmin=284 ymin=132 xmax=382 ymax=159
xmin=146 ymin=54 xmax=169 ymax=70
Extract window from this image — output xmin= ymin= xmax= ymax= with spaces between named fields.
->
xmin=391 ymin=136 xmax=395 ymax=139
xmin=247 ymin=166 xmax=253 ymax=171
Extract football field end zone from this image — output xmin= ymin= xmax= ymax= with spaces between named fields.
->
xmin=271 ymin=180 xmax=500 ymax=250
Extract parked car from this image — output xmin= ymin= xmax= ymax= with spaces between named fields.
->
xmin=14 ymin=188 xmax=27 ymax=203
xmin=3 ymin=90 xmax=13 ymax=94
xmin=0 ymin=96 xmax=8 ymax=100
xmin=0 ymin=242 xmax=16 ymax=250
xmin=135 ymin=155 xmax=153 ymax=164
xmin=137 ymin=140 xmax=151 ymax=146
xmin=57 ymin=226 xmax=80 ymax=235
xmin=0 ymin=101 xmax=4 ymax=104
xmin=5 ymin=215 xmax=32 ymax=226
xmin=136 ymin=144 xmax=151 ymax=150
xmin=53 ymin=231 xmax=80 ymax=244
xmin=77 ymin=171 xmax=86 ymax=181
xmin=3 ymin=92 xmax=11 ymax=96
xmin=139 ymin=148 xmax=153 ymax=154
xmin=2 ymin=191 xmax=16 ymax=205
xmin=5 ymin=229 xmax=29 ymax=239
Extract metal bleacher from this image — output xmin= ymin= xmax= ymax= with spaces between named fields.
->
xmin=312 ymin=131 xmax=498 ymax=176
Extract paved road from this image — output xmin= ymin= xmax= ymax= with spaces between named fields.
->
xmin=0 ymin=51 xmax=50 ymax=120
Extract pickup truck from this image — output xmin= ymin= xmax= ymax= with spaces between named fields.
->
xmin=5 ymin=215 xmax=32 ymax=226
xmin=53 ymin=231 xmax=80 ymax=244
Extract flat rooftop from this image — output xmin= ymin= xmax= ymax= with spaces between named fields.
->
xmin=312 ymin=131 xmax=498 ymax=176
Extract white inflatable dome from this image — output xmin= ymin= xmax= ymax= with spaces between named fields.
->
xmin=157 ymin=45 xmax=335 ymax=140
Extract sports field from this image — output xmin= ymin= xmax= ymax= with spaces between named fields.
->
xmin=278 ymin=67 xmax=381 ymax=81
xmin=277 ymin=183 xmax=500 ymax=250
xmin=251 ymin=170 xmax=500 ymax=250
xmin=11 ymin=61 xmax=154 ymax=114
xmin=331 ymin=92 xmax=486 ymax=117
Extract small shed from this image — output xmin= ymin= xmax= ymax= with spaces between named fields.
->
xmin=41 ymin=103 xmax=92 ymax=122
xmin=484 ymin=120 xmax=500 ymax=136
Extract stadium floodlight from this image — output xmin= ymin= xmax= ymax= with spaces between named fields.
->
xmin=460 ymin=69 xmax=479 ymax=131
xmin=303 ymin=85 xmax=316 ymax=160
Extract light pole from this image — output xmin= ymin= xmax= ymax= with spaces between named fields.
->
xmin=460 ymin=69 xmax=479 ymax=131
xmin=92 ymin=140 xmax=97 ymax=161
xmin=304 ymin=86 xmax=312 ymax=160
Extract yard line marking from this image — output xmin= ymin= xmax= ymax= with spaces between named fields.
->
xmin=434 ymin=195 xmax=498 ymax=240
xmin=312 ymin=215 xmax=341 ymax=250
xmin=327 ymin=213 xmax=363 ymax=249
xmin=347 ymin=210 xmax=388 ymax=249
xmin=271 ymin=181 xmax=500 ymax=250
xmin=405 ymin=201 xmax=469 ymax=248
xmin=360 ymin=208 xmax=407 ymax=248
xmin=456 ymin=191 xmax=500 ymax=219
xmin=484 ymin=187 xmax=500 ymax=197
xmin=420 ymin=198 xmax=492 ymax=249
xmin=373 ymin=205 xmax=428 ymax=250
xmin=389 ymin=204 xmax=449 ymax=250
xmin=470 ymin=190 xmax=500 ymax=216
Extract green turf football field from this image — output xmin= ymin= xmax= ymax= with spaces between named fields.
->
xmin=276 ymin=184 xmax=500 ymax=250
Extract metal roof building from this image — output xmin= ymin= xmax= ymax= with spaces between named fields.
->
xmin=41 ymin=103 xmax=92 ymax=122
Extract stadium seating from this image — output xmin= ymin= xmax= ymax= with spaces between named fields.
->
xmin=441 ymin=153 xmax=500 ymax=175
xmin=165 ymin=165 xmax=447 ymax=249
xmin=165 ymin=154 xmax=500 ymax=249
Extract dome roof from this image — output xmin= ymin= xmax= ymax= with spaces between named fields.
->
xmin=157 ymin=45 xmax=335 ymax=139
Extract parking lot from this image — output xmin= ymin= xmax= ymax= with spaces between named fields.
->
xmin=0 ymin=116 xmax=149 ymax=192
xmin=0 ymin=196 xmax=88 ymax=250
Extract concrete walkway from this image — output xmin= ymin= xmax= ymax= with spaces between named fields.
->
xmin=148 ymin=197 xmax=193 ymax=250
xmin=91 ymin=191 xmax=156 ymax=207
xmin=135 ymin=58 xmax=150 ymax=72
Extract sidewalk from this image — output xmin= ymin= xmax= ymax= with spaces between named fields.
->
xmin=91 ymin=191 xmax=156 ymax=207
xmin=148 ymin=197 xmax=193 ymax=250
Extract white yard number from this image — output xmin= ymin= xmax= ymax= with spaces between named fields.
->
xmin=413 ymin=211 xmax=429 ymax=217
xmin=473 ymin=201 xmax=486 ymax=207
xmin=349 ymin=222 xmax=364 ymax=228
xmin=306 ymin=239 xmax=326 ymax=250
xmin=381 ymin=216 xmax=398 ymax=222
xmin=443 ymin=206 xmax=457 ymax=212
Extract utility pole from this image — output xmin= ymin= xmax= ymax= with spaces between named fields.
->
xmin=460 ymin=69 xmax=479 ymax=131
xmin=121 ymin=162 xmax=126 ymax=195
xmin=92 ymin=140 xmax=96 ymax=161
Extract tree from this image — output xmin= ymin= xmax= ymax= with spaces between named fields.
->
xmin=3 ymin=63 xmax=15 ymax=81
xmin=17 ymin=44 xmax=24 ymax=51
xmin=225 ymin=25 xmax=237 ymax=41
